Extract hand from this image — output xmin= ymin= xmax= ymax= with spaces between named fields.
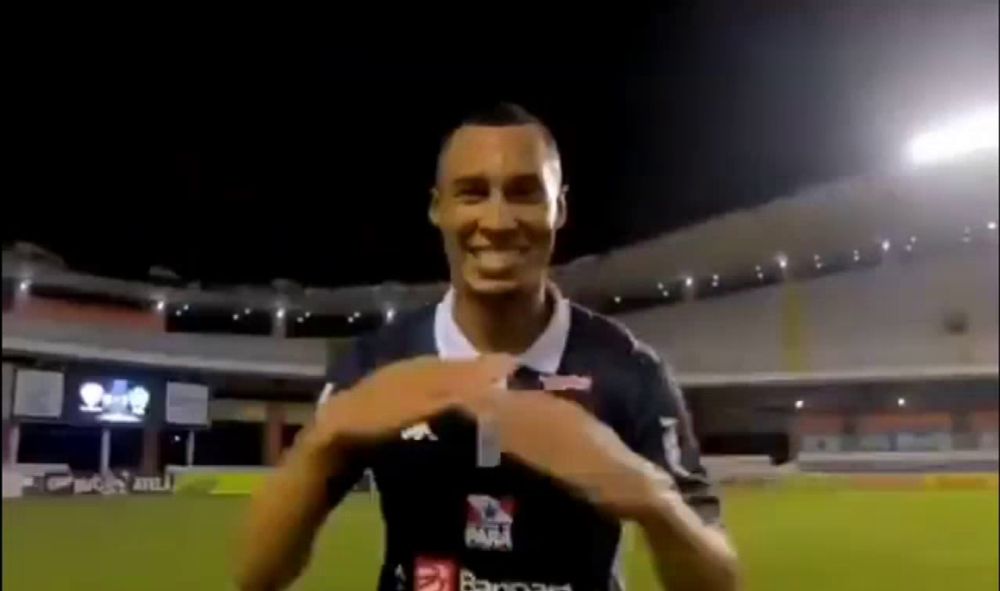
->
xmin=307 ymin=355 xmax=515 ymax=453
xmin=486 ymin=391 xmax=673 ymax=520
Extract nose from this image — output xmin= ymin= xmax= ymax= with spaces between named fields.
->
xmin=479 ymin=191 xmax=517 ymax=232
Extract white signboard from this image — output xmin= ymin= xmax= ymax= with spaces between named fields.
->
xmin=13 ymin=369 xmax=65 ymax=419
xmin=165 ymin=382 xmax=209 ymax=426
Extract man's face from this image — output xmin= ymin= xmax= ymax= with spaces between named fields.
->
xmin=431 ymin=124 xmax=566 ymax=296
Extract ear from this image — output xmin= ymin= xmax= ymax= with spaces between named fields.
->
xmin=554 ymin=185 xmax=568 ymax=230
xmin=428 ymin=187 xmax=441 ymax=227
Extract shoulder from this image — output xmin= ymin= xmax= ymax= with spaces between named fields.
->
xmin=566 ymin=302 xmax=684 ymax=419
xmin=326 ymin=305 xmax=436 ymax=384
xmin=567 ymin=302 xmax=665 ymax=374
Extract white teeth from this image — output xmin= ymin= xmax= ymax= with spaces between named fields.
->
xmin=474 ymin=250 xmax=522 ymax=269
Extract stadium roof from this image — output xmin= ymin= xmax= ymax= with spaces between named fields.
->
xmin=4 ymin=158 xmax=997 ymax=315
xmin=562 ymin=158 xmax=999 ymax=300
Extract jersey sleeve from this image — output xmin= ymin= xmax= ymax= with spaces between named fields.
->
xmin=319 ymin=342 xmax=373 ymax=508
xmin=631 ymin=352 xmax=722 ymax=526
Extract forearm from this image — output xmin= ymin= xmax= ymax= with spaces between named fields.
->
xmin=233 ymin=434 xmax=344 ymax=591
xmin=635 ymin=489 xmax=741 ymax=591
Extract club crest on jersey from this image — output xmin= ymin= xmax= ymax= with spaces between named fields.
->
xmin=539 ymin=374 xmax=592 ymax=392
xmin=465 ymin=495 xmax=515 ymax=551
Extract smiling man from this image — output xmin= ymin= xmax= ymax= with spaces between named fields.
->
xmin=236 ymin=104 xmax=740 ymax=591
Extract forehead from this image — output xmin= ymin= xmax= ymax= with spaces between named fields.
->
xmin=437 ymin=124 xmax=558 ymax=182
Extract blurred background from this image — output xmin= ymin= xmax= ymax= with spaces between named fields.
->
xmin=3 ymin=3 xmax=998 ymax=589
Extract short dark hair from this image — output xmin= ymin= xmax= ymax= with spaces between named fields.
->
xmin=438 ymin=102 xmax=560 ymax=165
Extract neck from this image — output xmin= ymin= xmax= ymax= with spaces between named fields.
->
xmin=452 ymin=283 xmax=553 ymax=355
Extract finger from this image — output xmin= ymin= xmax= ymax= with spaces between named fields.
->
xmin=463 ymin=353 xmax=517 ymax=382
xmin=435 ymin=355 xmax=516 ymax=398
xmin=452 ymin=386 xmax=504 ymax=418
xmin=504 ymin=390 xmax=586 ymax=414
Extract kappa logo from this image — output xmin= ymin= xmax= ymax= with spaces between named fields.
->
xmin=465 ymin=495 xmax=515 ymax=551
xmin=401 ymin=422 xmax=438 ymax=441
xmin=394 ymin=563 xmax=407 ymax=591
xmin=415 ymin=558 xmax=456 ymax=591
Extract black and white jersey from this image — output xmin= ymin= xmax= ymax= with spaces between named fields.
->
xmin=323 ymin=292 xmax=720 ymax=591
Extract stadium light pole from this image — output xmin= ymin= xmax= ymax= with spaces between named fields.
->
xmin=906 ymin=105 xmax=999 ymax=166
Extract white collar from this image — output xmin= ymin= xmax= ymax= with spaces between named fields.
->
xmin=433 ymin=287 xmax=571 ymax=374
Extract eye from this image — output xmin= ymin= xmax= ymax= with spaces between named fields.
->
xmin=452 ymin=178 xmax=490 ymax=202
xmin=504 ymin=175 xmax=546 ymax=203
xmin=457 ymin=186 xmax=489 ymax=201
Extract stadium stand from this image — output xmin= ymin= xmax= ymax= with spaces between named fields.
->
xmin=2 ymin=162 xmax=997 ymax=493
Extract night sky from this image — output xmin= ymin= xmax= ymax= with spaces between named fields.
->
xmin=8 ymin=3 xmax=998 ymax=287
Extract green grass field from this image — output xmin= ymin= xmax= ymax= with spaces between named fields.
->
xmin=3 ymin=488 xmax=998 ymax=590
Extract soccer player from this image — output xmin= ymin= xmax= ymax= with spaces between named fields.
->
xmin=235 ymin=104 xmax=740 ymax=591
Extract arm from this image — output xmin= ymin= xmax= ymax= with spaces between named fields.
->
xmin=233 ymin=353 xmax=515 ymax=591
xmin=233 ymin=427 xmax=360 ymax=591
xmin=630 ymin=356 xmax=740 ymax=591
xmin=234 ymin=346 xmax=370 ymax=591
xmin=486 ymin=382 xmax=740 ymax=591
xmin=633 ymin=476 xmax=740 ymax=591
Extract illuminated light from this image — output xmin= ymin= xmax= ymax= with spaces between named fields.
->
xmin=353 ymin=311 xmax=361 ymax=318
xmin=684 ymin=276 xmax=694 ymax=288
xmin=853 ymin=250 xmax=861 ymax=262
xmin=182 ymin=304 xmax=190 ymax=311
xmin=79 ymin=382 xmax=105 ymax=411
xmin=881 ymin=239 xmax=891 ymax=252
xmin=794 ymin=399 xmax=804 ymax=410
xmin=904 ymin=244 xmax=913 ymax=252
xmin=757 ymin=272 xmax=765 ymax=281
xmin=988 ymin=221 xmax=997 ymax=231
xmin=909 ymin=236 xmax=917 ymax=244
xmin=962 ymin=236 xmax=972 ymax=243
xmin=661 ymin=289 xmax=670 ymax=298
xmin=127 ymin=387 xmax=150 ymax=415
xmin=232 ymin=313 xmax=240 ymax=320
xmin=897 ymin=397 xmax=906 ymax=407
xmin=907 ymin=105 xmax=1000 ymax=165
xmin=385 ymin=307 xmax=396 ymax=323
xmin=754 ymin=265 xmax=762 ymax=273
xmin=296 ymin=316 xmax=304 ymax=323
xmin=347 ymin=315 xmax=355 ymax=324
xmin=174 ymin=309 xmax=182 ymax=317
xmin=18 ymin=279 xmax=30 ymax=293
xmin=155 ymin=300 xmax=166 ymax=312
xmin=276 ymin=308 xmax=286 ymax=320
xmin=656 ymin=282 xmax=664 ymax=290
xmin=775 ymin=253 xmax=789 ymax=270
xmin=613 ymin=296 xmax=621 ymax=304
xmin=305 ymin=311 xmax=312 ymax=318
xmin=173 ymin=435 xmax=181 ymax=443
xmin=244 ymin=308 xmax=251 ymax=315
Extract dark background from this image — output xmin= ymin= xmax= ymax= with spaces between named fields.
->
xmin=7 ymin=3 xmax=998 ymax=287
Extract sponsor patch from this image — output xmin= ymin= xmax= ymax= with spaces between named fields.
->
xmin=415 ymin=557 xmax=456 ymax=591
xmin=459 ymin=569 xmax=572 ymax=591
xmin=465 ymin=495 xmax=515 ymax=551
xmin=539 ymin=374 xmax=592 ymax=392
